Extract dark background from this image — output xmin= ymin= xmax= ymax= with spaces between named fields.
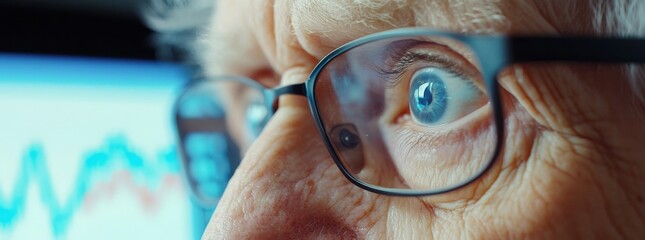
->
xmin=0 ymin=0 xmax=156 ymax=59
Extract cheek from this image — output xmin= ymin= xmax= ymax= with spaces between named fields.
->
xmin=476 ymin=134 xmax=615 ymax=237
xmin=383 ymin=197 xmax=436 ymax=239
xmin=457 ymin=89 xmax=599 ymax=236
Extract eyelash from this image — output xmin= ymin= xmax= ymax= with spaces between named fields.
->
xmin=377 ymin=48 xmax=470 ymax=88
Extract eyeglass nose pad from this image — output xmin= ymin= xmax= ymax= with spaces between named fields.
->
xmin=329 ymin=123 xmax=365 ymax=174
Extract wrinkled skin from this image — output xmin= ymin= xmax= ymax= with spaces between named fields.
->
xmin=201 ymin=0 xmax=645 ymax=239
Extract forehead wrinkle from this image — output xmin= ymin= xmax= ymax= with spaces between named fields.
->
xmin=291 ymin=0 xmax=513 ymax=59
xmin=291 ymin=0 xmax=419 ymax=59
xmin=412 ymin=0 xmax=510 ymax=34
xmin=204 ymin=0 xmax=578 ymax=78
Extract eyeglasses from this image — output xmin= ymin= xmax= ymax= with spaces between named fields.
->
xmin=175 ymin=28 xmax=645 ymax=204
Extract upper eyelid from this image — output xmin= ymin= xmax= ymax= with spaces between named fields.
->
xmin=376 ymin=40 xmax=484 ymax=88
xmin=386 ymin=52 xmax=460 ymax=76
xmin=378 ymin=51 xmax=466 ymax=88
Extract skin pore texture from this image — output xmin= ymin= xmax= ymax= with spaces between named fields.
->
xmin=201 ymin=0 xmax=645 ymax=239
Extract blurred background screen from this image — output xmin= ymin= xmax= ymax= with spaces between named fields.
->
xmin=0 ymin=1 xmax=218 ymax=239
xmin=0 ymin=53 xmax=192 ymax=240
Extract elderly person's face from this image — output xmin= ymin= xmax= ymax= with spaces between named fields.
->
xmin=201 ymin=0 xmax=645 ymax=239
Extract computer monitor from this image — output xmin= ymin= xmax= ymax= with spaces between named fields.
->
xmin=0 ymin=53 xmax=211 ymax=240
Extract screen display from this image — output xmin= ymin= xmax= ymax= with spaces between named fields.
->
xmin=0 ymin=53 xmax=209 ymax=240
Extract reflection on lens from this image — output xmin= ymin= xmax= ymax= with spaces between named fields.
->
xmin=409 ymin=68 xmax=448 ymax=124
xmin=245 ymin=99 xmax=268 ymax=139
xmin=175 ymin=77 xmax=269 ymax=206
xmin=314 ymin=35 xmax=497 ymax=193
xmin=185 ymin=133 xmax=230 ymax=201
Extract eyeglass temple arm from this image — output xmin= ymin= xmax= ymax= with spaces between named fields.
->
xmin=507 ymin=37 xmax=645 ymax=64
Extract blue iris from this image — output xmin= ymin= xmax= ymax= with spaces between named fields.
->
xmin=409 ymin=69 xmax=447 ymax=124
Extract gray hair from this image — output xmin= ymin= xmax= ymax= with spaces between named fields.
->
xmin=139 ymin=0 xmax=215 ymax=72
xmin=594 ymin=0 xmax=645 ymax=102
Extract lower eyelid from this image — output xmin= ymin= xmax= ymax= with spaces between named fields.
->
xmin=384 ymin=98 xmax=492 ymax=140
xmin=385 ymin=103 xmax=494 ymax=152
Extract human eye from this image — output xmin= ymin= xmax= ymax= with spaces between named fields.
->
xmin=378 ymin=40 xmax=488 ymax=130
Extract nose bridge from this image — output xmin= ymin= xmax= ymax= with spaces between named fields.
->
xmin=233 ymin=70 xmax=332 ymax=195
xmin=247 ymin=68 xmax=341 ymax=185
xmin=202 ymin=68 xmax=369 ymax=238
xmin=204 ymin=105 xmax=340 ymax=238
xmin=247 ymin=108 xmax=329 ymax=181
xmin=248 ymin=71 xmax=325 ymax=181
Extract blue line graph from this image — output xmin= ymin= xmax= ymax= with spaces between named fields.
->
xmin=0 ymin=135 xmax=181 ymax=238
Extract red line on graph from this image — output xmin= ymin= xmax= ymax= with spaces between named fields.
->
xmin=82 ymin=170 xmax=183 ymax=214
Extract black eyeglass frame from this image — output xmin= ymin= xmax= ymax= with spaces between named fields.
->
xmin=177 ymin=28 xmax=645 ymax=197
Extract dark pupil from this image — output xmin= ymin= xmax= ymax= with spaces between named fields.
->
xmin=339 ymin=128 xmax=359 ymax=149
xmin=416 ymin=82 xmax=433 ymax=111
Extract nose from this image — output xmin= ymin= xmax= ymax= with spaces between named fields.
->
xmin=201 ymin=77 xmax=367 ymax=239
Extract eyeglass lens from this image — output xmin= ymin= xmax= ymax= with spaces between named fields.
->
xmin=175 ymin=79 xmax=268 ymax=205
xmin=312 ymin=36 xmax=498 ymax=192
